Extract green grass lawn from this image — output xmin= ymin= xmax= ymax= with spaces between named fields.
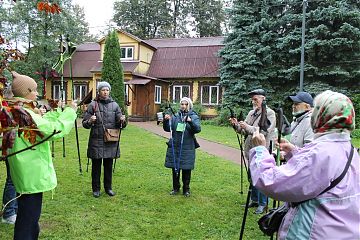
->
xmin=198 ymin=124 xmax=360 ymax=148
xmin=352 ymin=138 xmax=360 ymax=148
xmin=0 ymin=125 xmax=269 ymax=240
xmin=198 ymin=125 xmax=240 ymax=149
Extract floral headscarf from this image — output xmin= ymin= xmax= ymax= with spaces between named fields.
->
xmin=311 ymin=90 xmax=355 ymax=136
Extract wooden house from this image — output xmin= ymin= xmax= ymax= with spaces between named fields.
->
xmin=46 ymin=30 xmax=224 ymax=121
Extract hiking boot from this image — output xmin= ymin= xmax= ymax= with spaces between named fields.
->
xmin=1 ymin=214 xmax=16 ymax=224
xmin=246 ymin=201 xmax=259 ymax=208
xmin=255 ymin=205 xmax=266 ymax=214
xmin=105 ymin=189 xmax=116 ymax=197
xmin=170 ymin=189 xmax=179 ymax=195
xmin=183 ymin=191 xmax=191 ymax=197
xmin=93 ymin=191 xmax=100 ymax=198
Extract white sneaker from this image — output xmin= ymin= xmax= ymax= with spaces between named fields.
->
xmin=1 ymin=214 xmax=17 ymax=224
xmin=255 ymin=205 xmax=266 ymax=214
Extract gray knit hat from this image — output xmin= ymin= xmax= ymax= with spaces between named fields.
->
xmin=97 ymin=81 xmax=111 ymax=92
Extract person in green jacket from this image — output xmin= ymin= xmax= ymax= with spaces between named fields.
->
xmin=6 ymin=71 xmax=77 ymax=240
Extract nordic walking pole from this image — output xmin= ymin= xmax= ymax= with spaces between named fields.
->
xmin=228 ymin=107 xmax=244 ymax=194
xmin=270 ymin=107 xmax=284 ymax=240
xmin=239 ymin=128 xmax=252 ymax=240
xmin=113 ymin=121 xmax=122 ymax=173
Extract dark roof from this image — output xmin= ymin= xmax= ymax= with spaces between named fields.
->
xmin=90 ymin=61 xmax=139 ymax=73
xmin=144 ymin=36 xmax=224 ymax=48
xmin=76 ymin=42 xmax=100 ymax=51
xmin=147 ymin=45 xmax=223 ymax=78
xmin=62 ymin=43 xmax=100 ymax=78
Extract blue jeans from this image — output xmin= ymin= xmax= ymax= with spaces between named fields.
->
xmin=2 ymin=159 xmax=18 ymax=219
xmin=251 ymin=185 xmax=267 ymax=206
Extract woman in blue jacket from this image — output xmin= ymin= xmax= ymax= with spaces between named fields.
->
xmin=163 ymin=97 xmax=201 ymax=197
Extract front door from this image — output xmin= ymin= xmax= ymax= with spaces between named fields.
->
xmin=133 ymin=85 xmax=149 ymax=117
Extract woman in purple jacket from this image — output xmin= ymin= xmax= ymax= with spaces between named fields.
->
xmin=250 ymin=90 xmax=360 ymax=239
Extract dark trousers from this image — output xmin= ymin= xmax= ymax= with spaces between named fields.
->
xmin=92 ymin=158 xmax=113 ymax=192
xmin=172 ymin=168 xmax=191 ymax=193
xmin=14 ymin=193 xmax=43 ymax=240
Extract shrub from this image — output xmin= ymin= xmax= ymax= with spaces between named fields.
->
xmin=192 ymin=101 xmax=204 ymax=117
xmin=351 ymin=129 xmax=360 ymax=139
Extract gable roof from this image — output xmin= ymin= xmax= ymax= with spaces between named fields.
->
xmin=98 ymin=29 xmax=157 ymax=50
xmin=146 ymin=37 xmax=224 ymax=79
xmin=62 ymin=43 xmax=100 ymax=78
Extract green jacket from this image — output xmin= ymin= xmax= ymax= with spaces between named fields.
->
xmin=8 ymin=107 xmax=77 ymax=194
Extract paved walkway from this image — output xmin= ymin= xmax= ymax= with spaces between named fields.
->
xmin=129 ymin=121 xmax=243 ymax=165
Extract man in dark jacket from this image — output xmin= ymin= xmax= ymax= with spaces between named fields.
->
xmin=163 ymin=97 xmax=201 ymax=197
xmin=82 ymin=81 xmax=125 ymax=198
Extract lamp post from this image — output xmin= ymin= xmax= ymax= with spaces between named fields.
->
xmin=299 ymin=0 xmax=307 ymax=91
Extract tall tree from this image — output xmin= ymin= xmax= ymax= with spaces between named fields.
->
xmin=169 ymin=0 xmax=190 ymax=37
xmin=220 ymin=0 xmax=360 ymax=111
xmin=220 ymin=0 xmax=272 ymax=107
xmin=101 ymin=31 xmax=127 ymax=117
xmin=113 ymin=0 xmax=173 ymax=39
xmin=276 ymin=0 xmax=360 ymax=88
xmin=112 ymin=0 xmax=226 ymax=38
xmin=189 ymin=0 xmax=225 ymax=37
xmin=0 ymin=0 xmax=92 ymax=96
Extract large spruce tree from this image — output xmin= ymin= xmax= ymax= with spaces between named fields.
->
xmin=220 ymin=0 xmax=360 ymax=111
xmin=101 ymin=31 xmax=127 ymax=118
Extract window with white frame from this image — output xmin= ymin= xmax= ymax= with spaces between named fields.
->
xmin=53 ymin=84 xmax=61 ymax=100
xmin=74 ymin=84 xmax=87 ymax=101
xmin=121 ymin=47 xmax=134 ymax=60
xmin=201 ymin=85 xmax=219 ymax=105
xmin=173 ymin=85 xmax=190 ymax=103
xmin=154 ymin=85 xmax=161 ymax=104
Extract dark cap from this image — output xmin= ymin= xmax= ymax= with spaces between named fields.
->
xmin=288 ymin=91 xmax=313 ymax=107
xmin=248 ymin=89 xmax=266 ymax=97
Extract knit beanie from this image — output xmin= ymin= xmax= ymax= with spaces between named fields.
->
xmin=11 ymin=71 xmax=37 ymax=98
xmin=97 ymin=81 xmax=111 ymax=92
xmin=180 ymin=97 xmax=193 ymax=110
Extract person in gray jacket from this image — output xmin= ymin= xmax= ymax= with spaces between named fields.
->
xmin=82 ymin=82 xmax=125 ymax=198
xmin=230 ymin=89 xmax=276 ymax=214
xmin=288 ymin=91 xmax=314 ymax=148
xmin=163 ymin=97 xmax=201 ymax=197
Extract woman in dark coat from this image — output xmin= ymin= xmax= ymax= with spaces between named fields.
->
xmin=82 ymin=82 xmax=124 ymax=198
xmin=163 ymin=97 xmax=201 ymax=197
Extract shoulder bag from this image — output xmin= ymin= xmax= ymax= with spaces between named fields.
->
xmin=258 ymin=145 xmax=355 ymax=236
xmin=96 ymin=101 xmax=120 ymax=142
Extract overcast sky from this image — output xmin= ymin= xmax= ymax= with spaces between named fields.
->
xmin=72 ymin=0 xmax=116 ymax=35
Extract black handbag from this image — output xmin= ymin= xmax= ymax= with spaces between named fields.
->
xmin=258 ymin=203 xmax=289 ymax=236
xmin=257 ymin=145 xmax=354 ymax=236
